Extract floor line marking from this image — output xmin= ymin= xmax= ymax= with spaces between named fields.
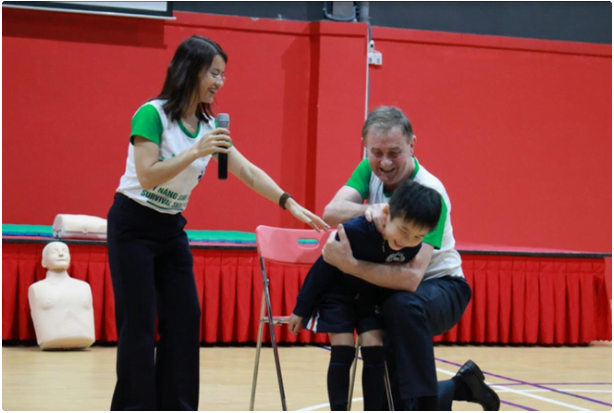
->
xmin=436 ymin=357 xmax=612 ymax=408
xmin=437 ymin=367 xmax=589 ymax=411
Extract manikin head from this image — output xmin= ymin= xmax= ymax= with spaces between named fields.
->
xmin=42 ymin=241 xmax=71 ymax=271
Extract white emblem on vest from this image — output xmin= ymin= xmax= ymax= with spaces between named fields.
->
xmin=386 ymin=252 xmax=406 ymax=263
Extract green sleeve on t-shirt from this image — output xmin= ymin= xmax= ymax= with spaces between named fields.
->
xmin=345 ymin=159 xmax=372 ymax=200
xmin=130 ymin=104 xmax=163 ymax=145
xmin=423 ymin=195 xmax=447 ymax=249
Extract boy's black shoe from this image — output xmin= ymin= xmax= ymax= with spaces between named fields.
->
xmin=454 ymin=360 xmax=500 ymax=411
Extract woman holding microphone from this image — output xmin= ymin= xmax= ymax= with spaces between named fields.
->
xmin=107 ymin=35 xmax=328 ymax=411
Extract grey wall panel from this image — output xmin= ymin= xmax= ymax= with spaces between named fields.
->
xmin=173 ymin=1 xmax=611 ymax=44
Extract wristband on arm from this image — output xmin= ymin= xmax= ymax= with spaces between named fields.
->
xmin=279 ymin=192 xmax=292 ymax=210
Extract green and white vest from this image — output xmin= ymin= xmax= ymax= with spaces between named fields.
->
xmin=116 ymin=99 xmax=215 ymax=214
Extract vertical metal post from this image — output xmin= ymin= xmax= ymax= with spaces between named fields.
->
xmin=260 ymin=258 xmax=288 ymax=410
xmin=384 ymin=361 xmax=395 ymax=410
xmin=347 ymin=338 xmax=361 ymax=410
xmin=249 ymin=291 xmax=266 ymax=410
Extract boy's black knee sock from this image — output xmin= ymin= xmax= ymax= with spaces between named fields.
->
xmin=360 ymin=346 xmax=386 ymax=411
xmin=328 ymin=345 xmax=356 ymax=411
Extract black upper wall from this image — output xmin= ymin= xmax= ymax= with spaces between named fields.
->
xmin=173 ymin=1 xmax=612 ymax=44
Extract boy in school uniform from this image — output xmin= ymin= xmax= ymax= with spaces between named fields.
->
xmin=288 ymin=180 xmax=441 ymax=411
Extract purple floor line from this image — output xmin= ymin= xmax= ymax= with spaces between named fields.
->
xmin=436 ymin=357 xmax=612 ymax=408
xmin=493 ymin=382 xmax=612 ymax=387
xmin=318 ymin=347 xmax=534 ymax=411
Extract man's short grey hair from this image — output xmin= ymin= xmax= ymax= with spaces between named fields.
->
xmin=362 ymin=106 xmax=414 ymax=141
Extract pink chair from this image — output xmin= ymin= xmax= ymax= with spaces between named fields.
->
xmin=249 ymin=225 xmax=394 ymax=411
xmin=249 ymin=225 xmax=330 ymax=411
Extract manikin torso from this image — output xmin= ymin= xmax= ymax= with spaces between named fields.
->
xmin=28 ymin=242 xmax=95 ymax=350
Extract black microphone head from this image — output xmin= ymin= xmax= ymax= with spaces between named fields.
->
xmin=216 ymin=113 xmax=230 ymax=128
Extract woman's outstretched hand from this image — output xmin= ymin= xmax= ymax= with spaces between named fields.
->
xmin=285 ymin=199 xmax=330 ymax=232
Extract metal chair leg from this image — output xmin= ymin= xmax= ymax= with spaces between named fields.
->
xmin=261 ymin=260 xmax=288 ymax=411
xmin=249 ymin=292 xmax=266 ymax=411
xmin=347 ymin=337 xmax=360 ymax=410
xmin=384 ymin=361 xmax=395 ymax=411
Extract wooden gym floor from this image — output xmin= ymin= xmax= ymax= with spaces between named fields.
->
xmin=2 ymin=342 xmax=611 ymax=411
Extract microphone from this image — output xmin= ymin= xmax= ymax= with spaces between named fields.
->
xmin=216 ymin=113 xmax=230 ymax=180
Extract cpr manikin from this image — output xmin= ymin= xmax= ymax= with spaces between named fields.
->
xmin=28 ymin=241 xmax=95 ymax=350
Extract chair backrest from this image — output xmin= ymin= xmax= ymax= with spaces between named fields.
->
xmin=255 ymin=225 xmax=331 ymax=265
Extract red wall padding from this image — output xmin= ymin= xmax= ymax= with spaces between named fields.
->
xmin=2 ymin=9 xmax=612 ymax=294
xmin=2 ymin=11 xmax=610 ymax=270
xmin=2 ymin=9 xmax=366 ymax=233
xmin=368 ymin=27 xmax=611 ymax=255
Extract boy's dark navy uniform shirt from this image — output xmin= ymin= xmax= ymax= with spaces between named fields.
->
xmin=293 ymin=216 xmax=423 ymax=318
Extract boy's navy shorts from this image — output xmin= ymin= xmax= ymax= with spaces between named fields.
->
xmin=301 ymin=292 xmax=385 ymax=334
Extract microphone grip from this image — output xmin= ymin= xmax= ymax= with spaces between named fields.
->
xmin=218 ymin=153 xmax=228 ymax=180
xmin=216 ymin=115 xmax=230 ymax=180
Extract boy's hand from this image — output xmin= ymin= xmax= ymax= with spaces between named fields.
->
xmin=288 ymin=313 xmax=303 ymax=335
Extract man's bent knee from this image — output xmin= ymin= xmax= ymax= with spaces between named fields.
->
xmin=382 ymin=292 xmax=426 ymax=324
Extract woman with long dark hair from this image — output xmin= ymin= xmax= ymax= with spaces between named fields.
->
xmin=107 ymin=35 xmax=328 ymax=411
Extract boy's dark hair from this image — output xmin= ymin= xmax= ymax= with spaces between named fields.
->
xmin=389 ymin=180 xmax=442 ymax=230
xmin=157 ymin=35 xmax=227 ymax=123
